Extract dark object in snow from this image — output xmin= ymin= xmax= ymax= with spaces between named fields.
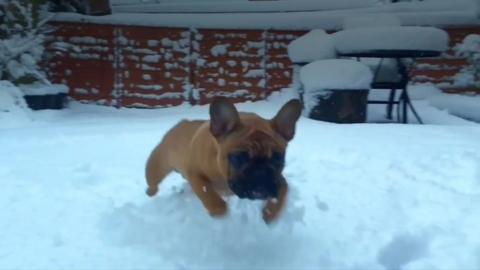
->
xmin=24 ymin=93 xmax=68 ymax=110
xmin=307 ymin=89 xmax=369 ymax=123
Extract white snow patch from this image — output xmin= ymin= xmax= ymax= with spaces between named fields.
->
xmin=217 ymin=78 xmax=226 ymax=87
xmin=226 ymin=60 xmax=237 ymax=67
xmin=74 ymin=88 xmax=90 ymax=95
xmin=244 ymin=69 xmax=265 ymax=78
xmin=287 ymin=29 xmax=336 ymax=64
xmin=164 ymin=52 xmax=174 ymax=61
xmin=147 ymin=40 xmax=159 ymax=47
xmin=69 ymin=36 xmax=108 ymax=45
xmin=142 ymin=54 xmax=162 ymax=63
xmin=137 ymin=85 xmax=163 ymax=91
xmin=210 ymin=44 xmax=229 ymax=57
xmin=125 ymin=92 xmax=182 ymax=100
xmin=205 ymin=89 xmax=250 ymax=98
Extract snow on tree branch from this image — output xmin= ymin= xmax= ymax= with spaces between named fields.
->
xmin=0 ymin=0 xmax=51 ymax=85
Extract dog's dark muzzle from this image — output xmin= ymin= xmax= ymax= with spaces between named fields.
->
xmin=229 ymin=166 xmax=279 ymax=200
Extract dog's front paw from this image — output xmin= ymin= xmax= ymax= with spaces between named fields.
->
xmin=207 ymin=200 xmax=228 ymax=218
xmin=262 ymin=199 xmax=283 ymax=224
xmin=146 ymin=186 xmax=158 ymax=197
xmin=262 ymin=206 xmax=277 ymax=224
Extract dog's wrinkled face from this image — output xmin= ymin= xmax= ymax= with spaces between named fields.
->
xmin=209 ymin=97 xmax=302 ymax=200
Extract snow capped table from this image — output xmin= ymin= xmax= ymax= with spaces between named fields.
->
xmin=333 ymin=26 xmax=449 ymax=124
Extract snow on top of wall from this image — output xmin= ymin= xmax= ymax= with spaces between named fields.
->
xmin=287 ymin=30 xmax=336 ymax=63
xmin=343 ymin=14 xmax=402 ymax=30
xmin=111 ymin=0 xmax=372 ymax=14
xmin=333 ymin=26 xmax=449 ymax=54
xmin=52 ymin=0 xmax=480 ymax=30
xmin=300 ymin=59 xmax=373 ymax=91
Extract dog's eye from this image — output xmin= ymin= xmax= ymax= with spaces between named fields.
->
xmin=271 ymin=152 xmax=285 ymax=167
xmin=228 ymin=151 xmax=250 ymax=169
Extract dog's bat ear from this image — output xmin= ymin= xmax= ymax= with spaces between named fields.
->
xmin=209 ymin=97 xmax=240 ymax=138
xmin=271 ymin=99 xmax=302 ymax=141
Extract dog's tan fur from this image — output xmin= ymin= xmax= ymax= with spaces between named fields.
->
xmin=145 ymin=98 xmax=301 ymax=223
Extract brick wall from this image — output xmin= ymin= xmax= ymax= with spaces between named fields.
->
xmin=45 ymin=23 xmax=116 ymax=104
xmin=44 ymin=22 xmax=480 ymax=108
xmin=45 ymin=22 xmax=303 ymax=107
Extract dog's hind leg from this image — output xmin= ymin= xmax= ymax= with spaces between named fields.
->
xmin=145 ymin=142 xmax=173 ymax=197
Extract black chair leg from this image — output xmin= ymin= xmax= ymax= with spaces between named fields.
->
xmin=397 ymin=89 xmax=408 ymax=124
xmin=404 ymin=90 xmax=424 ymax=124
xmin=396 ymin=95 xmax=401 ymax=123
xmin=386 ymin=88 xmax=396 ymax=120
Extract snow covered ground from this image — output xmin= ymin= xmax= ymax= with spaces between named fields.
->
xmin=1 ymin=86 xmax=480 ymax=269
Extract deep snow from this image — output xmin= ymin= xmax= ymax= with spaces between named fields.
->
xmin=1 ymin=87 xmax=480 ymax=270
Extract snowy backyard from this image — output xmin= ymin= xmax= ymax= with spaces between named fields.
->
xmin=2 ymin=0 xmax=480 ymax=269
xmin=1 ymin=84 xmax=480 ymax=269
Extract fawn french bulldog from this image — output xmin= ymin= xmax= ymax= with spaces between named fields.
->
xmin=145 ymin=97 xmax=302 ymax=223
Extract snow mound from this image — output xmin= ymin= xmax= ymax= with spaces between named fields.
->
xmin=287 ymin=29 xmax=336 ymax=63
xmin=299 ymin=59 xmax=373 ymax=91
xmin=429 ymin=94 xmax=480 ymax=122
xmin=333 ymin=27 xmax=449 ymax=54
xmin=343 ymin=14 xmax=401 ymax=30
xmin=0 ymin=81 xmax=31 ymax=127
